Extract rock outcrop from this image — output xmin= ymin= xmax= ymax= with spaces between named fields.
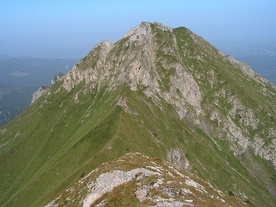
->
xmin=45 ymin=153 xmax=249 ymax=207
xmin=31 ymin=86 xmax=48 ymax=104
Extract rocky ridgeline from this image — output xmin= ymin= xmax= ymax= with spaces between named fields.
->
xmin=45 ymin=153 xmax=248 ymax=207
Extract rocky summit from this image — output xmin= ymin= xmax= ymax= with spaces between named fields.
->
xmin=0 ymin=22 xmax=275 ymax=207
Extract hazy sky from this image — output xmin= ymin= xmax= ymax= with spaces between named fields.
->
xmin=1 ymin=0 xmax=275 ymax=58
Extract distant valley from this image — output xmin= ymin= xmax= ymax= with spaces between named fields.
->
xmin=0 ymin=56 xmax=78 ymax=87
xmin=0 ymin=56 xmax=78 ymax=126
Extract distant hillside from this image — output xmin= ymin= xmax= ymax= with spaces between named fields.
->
xmin=0 ymin=106 xmax=22 ymax=127
xmin=0 ymin=84 xmax=36 ymax=126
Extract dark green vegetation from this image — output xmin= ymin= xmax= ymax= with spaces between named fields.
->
xmin=0 ymin=22 xmax=275 ymax=207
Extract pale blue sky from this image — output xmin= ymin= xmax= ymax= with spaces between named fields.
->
xmin=1 ymin=0 xmax=275 ymax=58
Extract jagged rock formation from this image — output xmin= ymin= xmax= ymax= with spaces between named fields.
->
xmin=45 ymin=153 xmax=248 ymax=207
xmin=31 ymin=86 xmax=48 ymax=104
xmin=51 ymin=72 xmax=65 ymax=85
xmin=0 ymin=22 xmax=275 ymax=207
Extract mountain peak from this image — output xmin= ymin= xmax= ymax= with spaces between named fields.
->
xmin=95 ymin=40 xmax=113 ymax=49
xmin=124 ymin=22 xmax=151 ymax=38
xmin=124 ymin=22 xmax=172 ymax=39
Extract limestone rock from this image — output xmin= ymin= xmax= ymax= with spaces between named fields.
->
xmin=31 ymin=86 xmax=48 ymax=104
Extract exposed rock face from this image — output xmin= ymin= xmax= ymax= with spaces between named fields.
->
xmin=63 ymin=40 xmax=113 ymax=91
xmin=61 ymin=22 xmax=202 ymax=122
xmin=167 ymin=148 xmax=191 ymax=171
xmin=45 ymin=153 xmax=248 ymax=207
xmin=81 ymin=168 xmax=158 ymax=207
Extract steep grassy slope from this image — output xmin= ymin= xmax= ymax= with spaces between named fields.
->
xmin=0 ymin=22 xmax=275 ymax=207
xmin=0 ymin=83 xmax=274 ymax=207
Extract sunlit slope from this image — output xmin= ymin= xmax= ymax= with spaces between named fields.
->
xmin=0 ymin=22 xmax=275 ymax=207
